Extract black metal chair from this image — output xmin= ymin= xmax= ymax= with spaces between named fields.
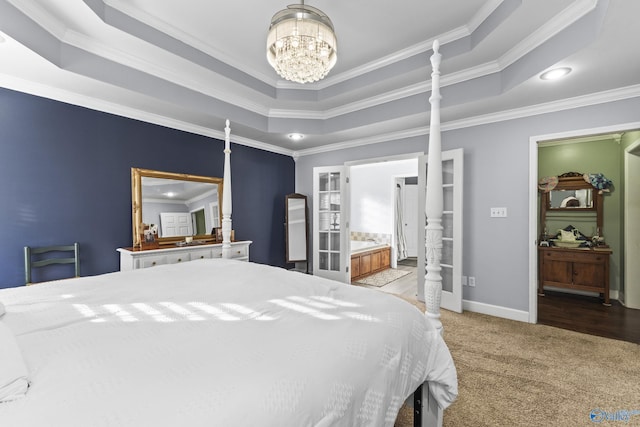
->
xmin=24 ymin=243 xmax=80 ymax=285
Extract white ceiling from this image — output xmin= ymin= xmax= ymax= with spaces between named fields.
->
xmin=0 ymin=0 xmax=639 ymax=156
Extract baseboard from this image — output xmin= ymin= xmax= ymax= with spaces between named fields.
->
xmin=543 ymin=285 xmax=619 ymax=301
xmin=462 ymin=299 xmax=529 ymax=323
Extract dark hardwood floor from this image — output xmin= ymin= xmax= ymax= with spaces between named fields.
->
xmin=538 ymin=290 xmax=640 ymax=344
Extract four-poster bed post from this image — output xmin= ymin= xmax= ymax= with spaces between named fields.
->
xmin=424 ymin=40 xmax=444 ymax=335
xmin=415 ymin=39 xmax=447 ymax=427
xmin=221 ymin=119 xmax=233 ymax=259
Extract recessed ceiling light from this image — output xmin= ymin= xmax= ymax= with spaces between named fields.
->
xmin=540 ymin=67 xmax=572 ymax=81
xmin=288 ymin=133 xmax=304 ymax=141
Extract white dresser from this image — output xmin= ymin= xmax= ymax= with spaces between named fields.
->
xmin=117 ymin=241 xmax=252 ymax=271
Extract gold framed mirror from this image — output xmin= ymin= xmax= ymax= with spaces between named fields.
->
xmin=131 ymin=168 xmax=223 ymax=248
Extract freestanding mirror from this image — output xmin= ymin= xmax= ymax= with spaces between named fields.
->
xmin=285 ymin=193 xmax=309 ymax=272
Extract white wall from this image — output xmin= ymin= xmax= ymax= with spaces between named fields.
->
xmin=350 ymin=159 xmax=418 ymax=236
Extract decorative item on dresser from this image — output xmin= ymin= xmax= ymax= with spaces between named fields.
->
xmin=538 ymin=172 xmax=613 ymax=305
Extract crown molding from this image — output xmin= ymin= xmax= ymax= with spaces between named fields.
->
xmin=497 ymin=0 xmax=598 ymax=69
xmin=100 ymin=0 xmax=279 ymax=86
xmin=6 ymin=0 xmax=68 ymax=40
xmin=295 ymin=84 xmax=640 ymax=157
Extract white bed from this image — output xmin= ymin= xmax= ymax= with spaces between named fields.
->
xmin=0 ymin=259 xmax=456 ymax=426
xmin=1 ymin=39 xmax=456 ymax=426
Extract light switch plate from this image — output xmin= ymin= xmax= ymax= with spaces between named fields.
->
xmin=490 ymin=207 xmax=507 ymax=217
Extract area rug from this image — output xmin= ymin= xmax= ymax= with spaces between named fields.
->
xmin=394 ymin=299 xmax=640 ymax=427
xmin=354 ymin=268 xmax=410 ymax=287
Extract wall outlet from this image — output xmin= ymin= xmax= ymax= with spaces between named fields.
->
xmin=490 ymin=207 xmax=508 ymax=217
xmin=461 ymin=275 xmax=467 ymax=286
xmin=468 ymin=276 xmax=476 ymax=287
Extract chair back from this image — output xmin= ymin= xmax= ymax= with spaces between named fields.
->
xmin=24 ymin=243 xmax=80 ymax=285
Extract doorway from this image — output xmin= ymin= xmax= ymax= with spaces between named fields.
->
xmin=529 ymin=124 xmax=640 ymax=342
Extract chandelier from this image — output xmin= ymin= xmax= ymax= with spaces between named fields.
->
xmin=266 ymin=1 xmax=337 ymax=84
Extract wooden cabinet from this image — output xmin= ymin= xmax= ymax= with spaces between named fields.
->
xmin=118 ymin=241 xmax=252 ymax=271
xmin=350 ymin=246 xmax=391 ymax=282
xmin=538 ymin=247 xmax=612 ymax=305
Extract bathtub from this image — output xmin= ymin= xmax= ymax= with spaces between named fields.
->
xmin=350 ymin=240 xmax=389 ymax=255
xmin=350 ymin=240 xmax=391 ymax=281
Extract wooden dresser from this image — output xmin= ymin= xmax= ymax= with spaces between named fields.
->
xmin=118 ymin=241 xmax=251 ymax=271
xmin=538 ymin=246 xmax=612 ymax=305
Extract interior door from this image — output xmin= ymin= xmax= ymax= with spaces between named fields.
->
xmin=159 ymin=212 xmax=193 ymax=237
xmin=417 ymin=148 xmax=464 ymax=313
xmin=403 ymin=183 xmax=418 ymax=257
xmin=313 ymin=166 xmax=349 ymax=283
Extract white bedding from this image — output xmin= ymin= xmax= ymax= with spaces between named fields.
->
xmin=0 ymin=259 xmax=457 ymax=426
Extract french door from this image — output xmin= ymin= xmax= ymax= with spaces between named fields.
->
xmin=312 ymin=166 xmax=350 ymax=283
xmin=417 ymin=149 xmax=464 ymax=313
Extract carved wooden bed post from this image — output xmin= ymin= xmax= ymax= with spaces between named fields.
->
xmin=415 ymin=40 xmax=445 ymax=427
xmin=221 ymin=119 xmax=233 ymax=259
xmin=424 ymin=40 xmax=444 ymax=335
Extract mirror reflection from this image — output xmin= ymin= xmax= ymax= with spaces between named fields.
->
xmin=142 ymin=177 xmax=220 ymax=237
xmin=549 ymin=188 xmax=593 ymax=209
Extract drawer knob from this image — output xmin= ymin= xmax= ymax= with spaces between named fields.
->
xmin=151 ymin=261 xmax=156 ymax=266
xmin=200 ymin=255 xmax=204 ymax=259
xmin=237 ymin=250 xmax=241 ymax=254
xmin=177 ymin=258 xmax=182 ymax=262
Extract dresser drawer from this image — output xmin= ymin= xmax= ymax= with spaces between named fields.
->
xmin=542 ymin=250 xmax=606 ymax=264
xmin=230 ymin=245 xmax=249 ymax=260
xmin=188 ymin=249 xmax=212 ymax=261
xmin=211 ymin=247 xmax=223 ymax=259
xmin=138 ymin=255 xmax=167 ymax=269
xmin=166 ymin=253 xmax=189 ymax=264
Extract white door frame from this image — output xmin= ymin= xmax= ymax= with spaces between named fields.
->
xmin=623 ymin=137 xmax=640 ymax=309
xmin=528 ymin=121 xmax=640 ymax=323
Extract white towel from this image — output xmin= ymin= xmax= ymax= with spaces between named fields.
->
xmin=0 ymin=321 xmax=30 ymax=402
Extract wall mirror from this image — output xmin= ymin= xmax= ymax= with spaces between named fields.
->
xmin=544 ymin=175 xmax=597 ymax=211
xmin=285 ymin=193 xmax=309 ymax=268
xmin=549 ymin=188 xmax=593 ymax=209
xmin=131 ymin=168 xmax=223 ymax=247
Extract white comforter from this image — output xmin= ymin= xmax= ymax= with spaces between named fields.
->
xmin=0 ymin=259 xmax=457 ymax=427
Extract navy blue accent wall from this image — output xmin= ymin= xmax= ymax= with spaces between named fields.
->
xmin=0 ymin=88 xmax=294 ymax=288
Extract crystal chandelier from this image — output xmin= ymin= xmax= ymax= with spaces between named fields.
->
xmin=266 ymin=1 xmax=337 ymax=84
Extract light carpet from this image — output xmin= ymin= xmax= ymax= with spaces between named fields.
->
xmin=394 ymin=301 xmax=640 ymax=427
xmin=354 ymin=268 xmax=410 ymax=287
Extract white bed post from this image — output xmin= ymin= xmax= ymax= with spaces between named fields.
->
xmin=419 ymin=39 xmax=445 ymax=427
xmin=221 ymin=119 xmax=233 ymax=259
xmin=424 ymin=40 xmax=444 ymax=335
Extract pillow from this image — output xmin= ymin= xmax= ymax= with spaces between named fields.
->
xmin=0 ymin=321 xmax=30 ymax=402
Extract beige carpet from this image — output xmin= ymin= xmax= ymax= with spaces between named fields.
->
xmin=354 ymin=268 xmax=410 ymax=287
xmin=394 ymin=301 xmax=640 ymax=427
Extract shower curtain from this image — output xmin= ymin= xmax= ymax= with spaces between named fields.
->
xmin=396 ymin=182 xmax=408 ymax=260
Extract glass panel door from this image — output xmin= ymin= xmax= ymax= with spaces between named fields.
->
xmin=417 ymin=149 xmax=464 ymax=313
xmin=313 ymin=166 xmax=349 ymax=282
